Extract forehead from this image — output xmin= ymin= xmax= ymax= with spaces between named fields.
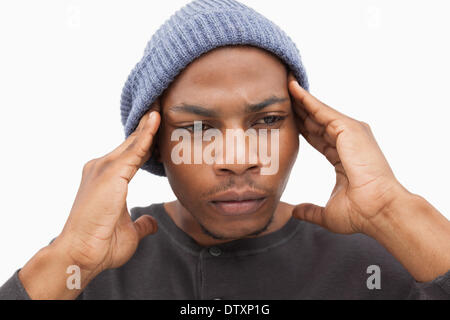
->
xmin=160 ymin=45 xmax=289 ymax=110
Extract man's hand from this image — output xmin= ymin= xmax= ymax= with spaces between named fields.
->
xmin=288 ymin=73 xmax=403 ymax=234
xmin=19 ymin=100 xmax=162 ymax=299
xmin=57 ymin=101 xmax=162 ymax=272
xmin=288 ymin=73 xmax=450 ymax=282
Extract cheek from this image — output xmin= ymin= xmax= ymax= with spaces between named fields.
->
xmin=161 ymin=154 xmax=203 ymax=210
xmin=277 ymin=118 xmax=300 ymax=170
xmin=167 ymin=163 xmax=201 ymax=197
xmin=264 ymin=119 xmax=299 ymax=195
xmin=158 ymin=130 xmax=206 ymax=199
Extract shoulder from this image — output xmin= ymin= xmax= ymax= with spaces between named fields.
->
xmin=299 ymin=220 xmax=416 ymax=288
xmin=304 ymin=221 xmax=399 ymax=264
xmin=283 ymin=202 xmax=400 ymax=264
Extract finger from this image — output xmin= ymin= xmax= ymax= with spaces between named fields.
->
xmin=298 ymin=118 xmax=345 ymax=177
xmin=288 ymin=74 xmax=347 ymax=126
xmin=107 ymin=99 xmax=161 ymax=158
xmin=297 ymin=111 xmax=337 ymax=148
xmin=304 ymin=116 xmax=325 ymax=136
xmin=291 ymin=99 xmax=307 ymax=121
xmin=133 ymin=100 xmax=161 ymax=134
xmin=323 ymin=131 xmax=336 ymax=147
xmin=303 ymin=133 xmax=341 ymax=166
xmin=134 ymin=215 xmax=158 ymax=241
xmin=301 ymin=131 xmax=327 ymax=153
xmin=292 ymin=203 xmax=325 ymax=228
xmin=116 ymin=110 xmax=161 ymax=182
xmin=293 ymin=94 xmax=340 ymax=148
xmin=334 ymin=165 xmax=347 ymax=185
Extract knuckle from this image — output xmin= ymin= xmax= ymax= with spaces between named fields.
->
xmin=82 ymin=159 xmax=97 ymax=174
xmin=126 ymin=137 xmax=151 ymax=159
xmin=359 ymin=121 xmax=373 ymax=134
xmin=129 ymin=131 xmax=139 ymax=139
xmin=135 ymin=144 xmax=150 ymax=159
xmin=124 ymin=139 xmax=138 ymax=154
xmin=84 ymin=156 xmax=115 ymax=177
xmin=359 ymin=121 xmax=371 ymax=129
xmin=329 ymin=118 xmax=348 ymax=133
xmin=340 ymin=118 xmax=364 ymax=132
xmin=94 ymin=157 xmax=116 ymax=175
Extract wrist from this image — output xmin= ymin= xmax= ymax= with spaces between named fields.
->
xmin=358 ymin=183 xmax=450 ymax=282
xmin=49 ymin=235 xmax=103 ymax=281
xmin=361 ymin=182 xmax=417 ymax=238
xmin=18 ymin=239 xmax=99 ymax=300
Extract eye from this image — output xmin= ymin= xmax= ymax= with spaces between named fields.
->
xmin=181 ymin=123 xmax=212 ymax=132
xmin=254 ymin=115 xmax=287 ymax=126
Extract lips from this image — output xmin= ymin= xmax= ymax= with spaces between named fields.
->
xmin=209 ymin=189 xmax=267 ymax=216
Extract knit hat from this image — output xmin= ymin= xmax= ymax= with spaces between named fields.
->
xmin=120 ymin=0 xmax=309 ymax=177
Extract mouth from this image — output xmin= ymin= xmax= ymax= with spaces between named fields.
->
xmin=209 ymin=189 xmax=268 ymax=216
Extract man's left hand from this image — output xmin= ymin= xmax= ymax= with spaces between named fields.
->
xmin=288 ymin=72 xmax=407 ymax=235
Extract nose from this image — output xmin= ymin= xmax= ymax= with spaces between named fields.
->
xmin=212 ymin=129 xmax=263 ymax=176
xmin=214 ymin=161 xmax=261 ymax=176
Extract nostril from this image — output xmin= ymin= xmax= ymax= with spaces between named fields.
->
xmin=217 ymin=165 xmax=259 ymax=175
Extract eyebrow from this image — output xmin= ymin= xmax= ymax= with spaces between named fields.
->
xmin=168 ymin=96 xmax=289 ymax=117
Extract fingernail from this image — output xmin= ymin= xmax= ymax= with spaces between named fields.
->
xmin=148 ymin=111 xmax=156 ymax=123
xmin=292 ymin=80 xmax=303 ymax=90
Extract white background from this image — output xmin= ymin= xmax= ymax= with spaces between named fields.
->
xmin=0 ymin=0 xmax=449 ymax=284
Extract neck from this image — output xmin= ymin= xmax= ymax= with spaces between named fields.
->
xmin=163 ymin=199 xmax=294 ymax=247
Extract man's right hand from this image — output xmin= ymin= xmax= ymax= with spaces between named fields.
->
xmin=57 ymin=101 xmax=162 ymax=273
xmin=18 ymin=100 xmax=161 ymax=299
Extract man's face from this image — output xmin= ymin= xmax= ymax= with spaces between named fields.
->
xmin=156 ymin=45 xmax=299 ymax=241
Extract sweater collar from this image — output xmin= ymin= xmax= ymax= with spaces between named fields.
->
xmin=148 ymin=202 xmax=303 ymax=256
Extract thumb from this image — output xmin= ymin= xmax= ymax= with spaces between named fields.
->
xmin=133 ymin=215 xmax=158 ymax=241
xmin=292 ymin=203 xmax=325 ymax=227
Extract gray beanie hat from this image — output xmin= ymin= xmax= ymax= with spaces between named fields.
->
xmin=120 ymin=0 xmax=309 ymax=177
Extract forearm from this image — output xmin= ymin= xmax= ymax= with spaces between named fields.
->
xmin=364 ymin=184 xmax=450 ymax=282
xmin=18 ymin=238 xmax=100 ymax=300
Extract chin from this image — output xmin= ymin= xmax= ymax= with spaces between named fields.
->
xmin=200 ymin=208 xmax=274 ymax=240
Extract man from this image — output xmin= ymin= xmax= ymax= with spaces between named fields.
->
xmin=1 ymin=0 xmax=449 ymax=300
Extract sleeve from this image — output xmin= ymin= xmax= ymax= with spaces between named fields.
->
xmin=0 ymin=269 xmax=86 ymax=300
xmin=0 ymin=269 xmax=31 ymax=300
xmin=0 ymin=237 xmax=86 ymax=300
xmin=407 ymin=269 xmax=450 ymax=300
